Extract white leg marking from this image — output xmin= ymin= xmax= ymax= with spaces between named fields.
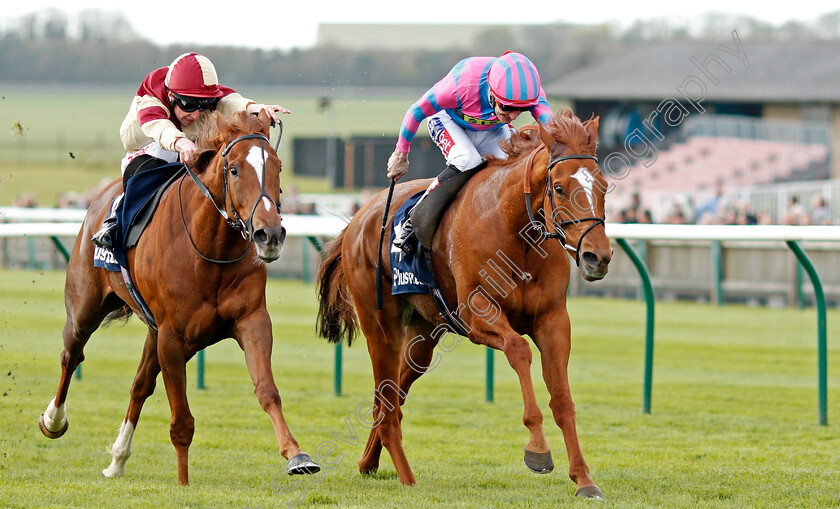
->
xmin=42 ymin=397 xmax=66 ymax=432
xmin=102 ymin=420 xmax=135 ymax=478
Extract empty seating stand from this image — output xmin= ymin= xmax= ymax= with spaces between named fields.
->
xmin=617 ymin=136 xmax=830 ymax=193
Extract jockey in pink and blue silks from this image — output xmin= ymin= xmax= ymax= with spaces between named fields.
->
xmin=387 ymin=51 xmax=553 ymax=253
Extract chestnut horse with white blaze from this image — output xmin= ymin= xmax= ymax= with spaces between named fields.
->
xmin=317 ymin=109 xmax=611 ymax=499
xmin=39 ymin=110 xmax=319 ymax=485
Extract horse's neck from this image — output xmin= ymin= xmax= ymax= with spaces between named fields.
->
xmin=488 ymin=148 xmax=549 ymax=232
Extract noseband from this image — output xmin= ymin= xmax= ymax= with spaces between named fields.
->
xmin=523 ymin=146 xmax=606 ymax=266
xmin=180 ymin=129 xmax=282 ymax=264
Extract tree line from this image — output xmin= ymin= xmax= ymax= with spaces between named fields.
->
xmin=1 ymin=8 xmax=839 ymax=88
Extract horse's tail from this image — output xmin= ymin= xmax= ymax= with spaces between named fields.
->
xmin=101 ymin=304 xmax=134 ymax=327
xmin=316 ymin=228 xmax=357 ymax=346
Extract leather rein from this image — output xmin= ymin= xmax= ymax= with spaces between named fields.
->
xmin=522 ymin=132 xmax=605 ymax=266
xmin=179 ymin=123 xmax=283 ymax=264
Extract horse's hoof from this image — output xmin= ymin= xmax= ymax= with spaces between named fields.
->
xmin=575 ymin=485 xmax=605 ymax=500
xmin=39 ymin=414 xmax=68 ymax=439
xmin=359 ymin=464 xmax=379 ymax=475
xmin=287 ymin=453 xmax=320 ymax=475
xmin=523 ymin=448 xmax=554 ymax=474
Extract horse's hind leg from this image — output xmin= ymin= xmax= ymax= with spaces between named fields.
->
xmin=359 ymin=315 xmax=439 ymax=475
xmin=102 ymin=329 xmax=160 ymax=478
xmin=355 ymin=311 xmax=417 ymax=485
xmin=40 ymin=263 xmax=121 ymax=439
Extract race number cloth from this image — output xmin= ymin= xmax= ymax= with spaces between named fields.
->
xmin=390 ymin=191 xmax=436 ymax=295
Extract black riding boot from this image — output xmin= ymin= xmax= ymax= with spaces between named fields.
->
xmin=91 ymin=212 xmax=117 ymax=250
xmin=91 ymin=193 xmax=123 ymax=250
xmin=392 ymin=213 xmax=417 ymax=254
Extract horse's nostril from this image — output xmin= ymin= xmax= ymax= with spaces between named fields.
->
xmin=253 ymin=229 xmax=268 ymax=245
xmin=581 ymin=251 xmax=600 ymax=266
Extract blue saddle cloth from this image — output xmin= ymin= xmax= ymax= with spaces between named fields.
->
xmin=390 ymin=191 xmax=437 ymax=295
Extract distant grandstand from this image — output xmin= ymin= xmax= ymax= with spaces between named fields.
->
xmin=546 ymin=40 xmax=840 ymax=224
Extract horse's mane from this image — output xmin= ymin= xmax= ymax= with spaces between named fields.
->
xmin=195 ymin=111 xmax=267 ymax=152
xmin=492 ymin=108 xmax=597 ymax=164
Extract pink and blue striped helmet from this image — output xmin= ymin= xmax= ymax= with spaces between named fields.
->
xmin=488 ymin=51 xmax=542 ymax=108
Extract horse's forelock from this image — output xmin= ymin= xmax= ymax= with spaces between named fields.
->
xmin=196 ymin=111 xmax=267 ymax=153
xmin=496 ymin=109 xmax=596 ymax=165
xmin=544 ymin=108 xmax=597 ymax=155
xmin=196 ymin=112 xmax=224 ymax=152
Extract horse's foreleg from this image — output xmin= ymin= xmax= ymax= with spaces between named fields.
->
xmin=157 ymin=327 xmax=194 ymax=486
xmin=533 ymin=309 xmax=603 ymax=499
xmin=236 ymin=312 xmax=319 ymax=476
xmin=103 ymin=330 xmax=160 ymax=478
xmin=497 ymin=331 xmax=553 ymax=469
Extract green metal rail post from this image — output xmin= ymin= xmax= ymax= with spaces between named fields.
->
xmin=711 ymin=240 xmax=724 ymax=306
xmin=303 ymin=236 xmax=343 ymax=397
xmin=616 ymin=238 xmax=656 ymax=414
xmin=485 ymin=347 xmax=494 ymax=403
xmin=785 ymin=241 xmax=828 ymax=426
xmin=197 ymin=350 xmax=205 ymax=389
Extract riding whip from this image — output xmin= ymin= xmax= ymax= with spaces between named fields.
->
xmin=375 ymin=178 xmax=396 ymax=310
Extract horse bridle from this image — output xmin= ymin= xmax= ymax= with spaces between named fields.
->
xmin=523 ymin=146 xmax=606 ymax=266
xmin=180 ymin=126 xmax=282 ymax=264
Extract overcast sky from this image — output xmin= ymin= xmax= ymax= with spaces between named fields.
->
xmin=1 ymin=1 xmax=836 ymax=50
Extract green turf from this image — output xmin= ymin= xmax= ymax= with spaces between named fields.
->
xmin=0 ymin=268 xmax=838 ymax=508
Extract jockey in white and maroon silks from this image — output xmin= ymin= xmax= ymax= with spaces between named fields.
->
xmin=387 ymin=51 xmax=553 ymax=253
xmin=92 ymin=52 xmax=289 ymax=250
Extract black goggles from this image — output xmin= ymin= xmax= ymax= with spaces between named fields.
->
xmin=490 ymin=94 xmax=530 ymax=113
xmin=172 ymin=93 xmax=219 ymax=112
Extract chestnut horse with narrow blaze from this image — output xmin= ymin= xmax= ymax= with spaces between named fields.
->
xmin=39 ymin=110 xmax=319 ymax=485
xmin=317 ymin=109 xmax=611 ymax=499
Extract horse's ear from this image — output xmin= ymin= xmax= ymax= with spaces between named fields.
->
xmin=586 ymin=116 xmax=600 ymax=146
xmin=193 ymin=148 xmax=217 ymax=173
xmin=538 ymin=121 xmax=554 ymax=148
xmin=256 ymin=109 xmax=272 ymax=137
xmin=214 ymin=111 xmax=231 ymax=138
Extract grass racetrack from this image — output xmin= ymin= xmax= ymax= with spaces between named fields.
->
xmin=1 ymin=267 xmax=838 ymax=508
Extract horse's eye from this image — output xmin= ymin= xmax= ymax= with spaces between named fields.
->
xmin=554 ymin=184 xmax=565 ymax=196
xmin=230 ymin=164 xmax=239 ymax=177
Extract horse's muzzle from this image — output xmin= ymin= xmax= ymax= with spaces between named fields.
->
xmin=253 ymin=225 xmax=286 ymax=262
xmin=579 ymin=248 xmax=611 ymax=281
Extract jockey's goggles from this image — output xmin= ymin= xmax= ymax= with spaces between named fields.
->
xmin=490 ymin=94 xmax=531 ymax=113
xmin=172 ymin=93 xmax=219 ymax=112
